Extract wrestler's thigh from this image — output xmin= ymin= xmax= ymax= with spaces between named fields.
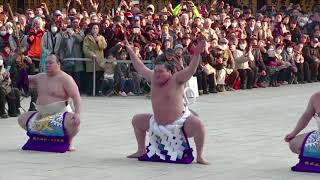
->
xmin=289 ymin=133 xmax=310 ymax=154
xmin=63 ymin=112 xmax=79 ymax=136
xmin=132 ymin=113 xmax=152 ymax=131
xmin=18 ymin=111 xmax=37 ymax=130
xmin=183 ymin=114 xmax=204 ymax=138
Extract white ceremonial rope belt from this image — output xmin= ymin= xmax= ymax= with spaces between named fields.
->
xmin=147 ymin=108 xmax=191 ymax=161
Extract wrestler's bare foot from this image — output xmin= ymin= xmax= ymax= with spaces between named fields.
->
xmin=197 ymin=156 xmax=210 ymax=165
xmin=127 ymin=150 xmax=145 ymax=158
xmin=68 ymin=147 xmax=76 ymax=151
xmin=68 ymin=145 xmax=76 ymax=151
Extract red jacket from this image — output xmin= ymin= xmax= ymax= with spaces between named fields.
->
xmin=27 ymin=28 xmax=44 ymax=59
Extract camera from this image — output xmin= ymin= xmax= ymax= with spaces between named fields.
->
xmin=132 ymin=27 xmax=140 ymax=34
xmin=251 ymin=45 xmax=259 ymax=49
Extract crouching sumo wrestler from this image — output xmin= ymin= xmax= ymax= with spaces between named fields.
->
xmin=125 ymin=36 xmax=209 ymax=165
xmin=285 ymin=92 xmax=320 ymax=173
xmin=17 ymin=54 xmax=81 ymax=152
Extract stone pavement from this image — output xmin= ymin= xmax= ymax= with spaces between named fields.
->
xmin=1 ymin=83 xmax=320 ymax=180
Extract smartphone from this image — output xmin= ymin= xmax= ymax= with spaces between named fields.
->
xmin=132 ymin=28 xmax=140 ymax=34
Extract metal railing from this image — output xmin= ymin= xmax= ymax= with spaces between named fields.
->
xmin=63 ymin=58 xmax=153 ymax=96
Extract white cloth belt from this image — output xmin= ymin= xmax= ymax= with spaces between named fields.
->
xmin=147 ymin=107 xmax=191 ymax=161
xmin=36 ymin=101 xmax=72 ymax=117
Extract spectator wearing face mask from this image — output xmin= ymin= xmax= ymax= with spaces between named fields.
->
xmin=303 ymin=37 xmax=320 ymax=82
xmin=274 ymin=44 xmax=292 ymax=85
xmin=128 ymin=24 xmax=147 ymax=47
xmin=281 ymin=43 xmax=298 ymax=84
xmin=231 ymin=39 xmax=254 ymax=89
xmin=265 ymin=45 xmax=280 ymax=87
xmin=294 ymin=43 xmax=311 ymax=83
xmin=297 ymin=15 xmax=309 ymax=34
xmin=221 ymin=16 xmax=231 ymax=31
xmin=60 ymin=17 xmax=85 ymax=93
xmin=41 ymin=22 xmax=63 ymax=71
xmin=217 ymin=38 xmax=238 ymax=91
xmin=0 ymin=26 xmax=10 ymax=50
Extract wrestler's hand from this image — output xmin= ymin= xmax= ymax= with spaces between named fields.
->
xmin=72 ymin=113 xmax=81 ymax=126
xmin=191 ymin=38 xmax=207 ymax=56
xmin=284 ymin=132 xmax=296 ymax=142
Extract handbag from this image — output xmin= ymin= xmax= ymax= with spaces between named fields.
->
xmin=203 ymin=63 xmax=215 ymax=75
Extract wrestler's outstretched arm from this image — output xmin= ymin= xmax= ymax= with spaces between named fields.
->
xmin=124 ymin=38 xmax=153 ymax=82
xmin=285 ymin=94 xmax=316 ymax=142
xmin=174 ymin=39 xmax=206 ymax=84
xmin=28 ymin=74 xmax=39 ymax=88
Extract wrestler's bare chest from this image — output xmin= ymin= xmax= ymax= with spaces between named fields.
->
xmin=151 ymin=81 xmax=180 ymax=101
xmin=37 ymin=76 xmax=66 ymax=98
xmin=151 ymin=82 xmax=185 ymax=124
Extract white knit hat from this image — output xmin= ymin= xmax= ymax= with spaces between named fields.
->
xmin=147 ymin=4 xmax=155 ymax=12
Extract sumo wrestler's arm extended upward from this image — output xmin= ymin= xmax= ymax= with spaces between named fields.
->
xmin=174 ymin=39 xmax=206 ymax=84
xmin=124 ymin=38 xmax=153 ymax=82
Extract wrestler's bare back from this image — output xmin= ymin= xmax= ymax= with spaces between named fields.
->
xmin=151 ymin=77 xmax=185 ymax=125
xmin=29 ymin=72 xmax=71 ymax=105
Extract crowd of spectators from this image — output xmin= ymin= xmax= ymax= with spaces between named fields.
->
xmin=0 ymin=0 xmax=319 ymax=117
